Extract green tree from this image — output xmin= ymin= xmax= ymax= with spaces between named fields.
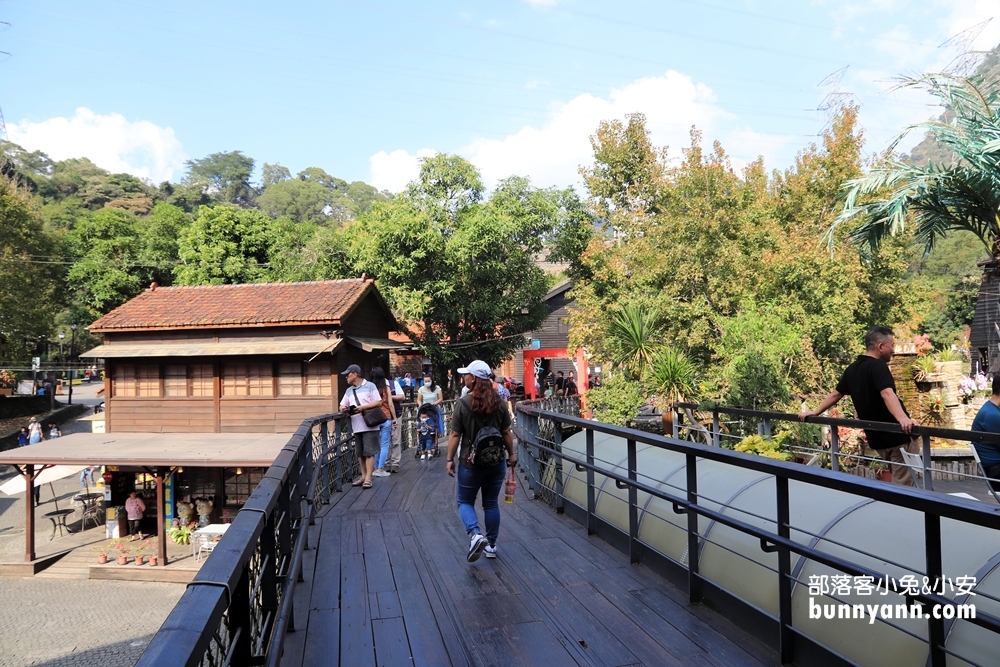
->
xmin=0 ymin=176 xmax=61 ymax=360
xmin=261 ymin=162 xmax=291 ymax=188
xmin=138 ymin=202 xmax=189 ymax=286
xmin=257 ymin=178 xmax=336 ymax=224
xmin=352 ymin=158 xmax=552 ymax=387
xmin=175 ymin=205 xmax=277 ymax=285
xmin=183 ymin=151 xmax=257 ymax=207
xmin=66 ymin=208 xmax=145 ymax=315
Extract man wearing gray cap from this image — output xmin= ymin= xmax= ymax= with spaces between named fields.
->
xmin=339 ymin=364 xmax=383 ymax=489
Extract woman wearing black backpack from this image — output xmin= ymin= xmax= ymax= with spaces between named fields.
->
xmin=446 ymin=360 xmax=517 ymax=563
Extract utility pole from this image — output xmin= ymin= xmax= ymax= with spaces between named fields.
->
xmin=68 ymin=324 xmax=77 ymax=405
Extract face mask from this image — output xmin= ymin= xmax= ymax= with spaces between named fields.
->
xmin=423 ymin=381 xmax=431 ymax=386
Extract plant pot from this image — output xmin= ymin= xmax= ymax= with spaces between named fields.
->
xmin=661 ymin=412 xmax=674 ymax=435
xmin=118 ymin=555 xmax=128 ymax=565
xmin=97 ymin=553 xmax=108 ymax=564
xmin=149 ymin=556 xmax=158 ymax=567
xmin=876 ymin=470 xmax=892 ymax=482
xmin=135 ymin=556 xmax=144 ymax=565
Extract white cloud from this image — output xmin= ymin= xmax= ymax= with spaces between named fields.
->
xmin=522 ymin=0 xmax=559 ymax=7
xmin=369 ymin=147 xmax=436 ymax=192
xmin=463 ymin=70 xmax=731 ymax=189
xmin=368 ymin=71 xmax=797 ymax=192
xmin=7 ymin=107 xmax=185 ymax=183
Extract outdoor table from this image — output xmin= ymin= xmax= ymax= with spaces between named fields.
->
xmin=191 ymin=523 xmax=229 ymax=560
xmin=42 ymin=508 xmax=75 ymax=540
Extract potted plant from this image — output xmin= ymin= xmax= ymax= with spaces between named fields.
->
xmin=91 ymin=544 xmax=108 ymax=564
xmin=168 ymin=521 xmax=196 ymax=545
xmin=110 ymin=538 xmax=130 ymax=564
xmin=0 ymin=369 xmax=15 ymax=396
xmin=869 ymin=460 xmax=892 ymax=482
xmin=648 ymin=346 xmax=696 ymax=433
xmin=133 ymin=538 xmax=151 ymax=565
xmin=146 ymin=537 xmax=160 ymax=566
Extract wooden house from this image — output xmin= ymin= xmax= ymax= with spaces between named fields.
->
xmin=498 ymin=280 xmax=588 ymax=398
xmin=970 ymin=259 xmax=1000 ymax=374
xmin=82 ymin=279 xmax=403 ymax=433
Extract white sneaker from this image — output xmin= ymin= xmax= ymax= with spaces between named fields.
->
xmin=485 ymin=544 xmax=497 ymax=559
xmin=467 ymin=534 xmax=488 ymax=562
xmin=372 ymin=469 xmax=390 ymax=477
xmin=421 ymin=454 xmax=427 ymax=460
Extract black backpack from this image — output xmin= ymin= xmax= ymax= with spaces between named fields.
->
xmin=461 ymin=397 xmax=506 ymax=468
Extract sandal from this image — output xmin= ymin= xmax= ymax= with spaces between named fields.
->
xmin=362 ymin=481 xmax=373 ymax=489
xmin=351 ymin=478 xmax=364 ymax=487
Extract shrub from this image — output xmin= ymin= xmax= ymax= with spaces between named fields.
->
xmin=587 ymin=374 xmax=645 ymax=426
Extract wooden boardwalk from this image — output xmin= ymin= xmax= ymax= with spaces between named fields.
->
xmin=279 ymin=459 xmax=780 ymax=667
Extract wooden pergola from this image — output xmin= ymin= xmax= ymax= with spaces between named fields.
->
xmin=1 ymin=432 xmax=289 ymax=566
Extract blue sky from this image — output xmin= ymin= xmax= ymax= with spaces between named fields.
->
xmin=2 ymin=0 xmax=998 ymax=192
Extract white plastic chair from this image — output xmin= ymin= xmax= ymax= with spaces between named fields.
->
xmin=970 ymin=447 xmax=1000 ymax=505
xmin=195 ymin=535 xmax=217 ymax=562
xmin=899 ymin=447 xmax=925 ymax=482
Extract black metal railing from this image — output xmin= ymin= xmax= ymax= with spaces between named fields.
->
xmin=667 ymin=402 xmax=1000 ymax=492
xmin=514 ymin=400 xmax=1000 ymax=667
xmin=137 ymin=412 xmax=356 ymax=667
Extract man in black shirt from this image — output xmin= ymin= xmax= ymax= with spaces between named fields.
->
xmin=799 ymin=327 xmax=919 ymax=485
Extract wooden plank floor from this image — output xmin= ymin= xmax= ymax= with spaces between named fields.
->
xmin=280 ymin=456 xmax=781 ymax=667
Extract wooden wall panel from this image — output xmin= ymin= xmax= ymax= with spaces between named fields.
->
xmin=220 ymin=398 xmax=334 ymax=433
xmin=108 ymin=399 xmax=215 ymax=433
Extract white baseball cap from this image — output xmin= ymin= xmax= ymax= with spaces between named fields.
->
xmin=457 ymin=360 xmax=491 ymax=380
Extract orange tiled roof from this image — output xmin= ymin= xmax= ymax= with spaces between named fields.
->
xmin=90 ymin=279 xmax=375 ymax=331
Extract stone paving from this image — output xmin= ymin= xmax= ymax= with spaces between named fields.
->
xmin=0 ymin=384 xmax=105 ymax=560
xmin=0 ymin=578 xmax=184 ymax=666
xmin=0 ymin=385 xmax=187 ymax=667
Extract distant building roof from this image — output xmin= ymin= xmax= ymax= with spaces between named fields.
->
xmin=544 ymin=280 xmax=572 ymax=301
xmin=89 ymin=279 xmax=385 ymax=332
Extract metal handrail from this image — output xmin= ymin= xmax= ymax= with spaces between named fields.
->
xmin=136 ymin=412 xmax=353 ymax=667
xmin=514 ymin=400 xmax=1000 ymax=667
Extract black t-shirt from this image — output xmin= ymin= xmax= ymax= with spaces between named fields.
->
xmin=835 ymin=355 xmax=910 ymax=449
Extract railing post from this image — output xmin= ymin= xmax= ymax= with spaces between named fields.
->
xmin=528 ymin=413 xmax=542 ymax=495
xmin=230 ymin=565 xmax=252 ymax=665
xmin=627 ymin=438 xmax=639 ymax=564
xmin=762 ymin=418 xmax=772 ymax=439
xmin=333 ymin=418 xmax=344 ymax=493
xmin=278 ymin=477 xmax=292 ymax=558
xmin=554 ymin=423 xmax=564 ymax=514
xmin=671 ymin=406 xmax=679 ymax=439
xmin=260 ymin=508 xmax=279 ymax=635
xmin=921 ymin=433 xmax=934 ymax=491
xmin=712 ymin=409 xmax=720 ymax=447
xmin=925 ymin=513 xmax=945 ymax=667
xmin=776 ymin=476 xmax=793 ymax=662
xmin=319 ymin=421 xmax=330 ymax=504
xmin=685 ymin=453 xmax=701 ymax=603
xmin=586 ymin=428 xmax=596 ymax=535
xmin=830 ymin=427 xmax=840 ymax=473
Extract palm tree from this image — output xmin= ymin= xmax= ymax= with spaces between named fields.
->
xmin=606 ymin=304 xmax=661 ymax=380
xmin=825 ymin=73 xmax=1000 ymax=256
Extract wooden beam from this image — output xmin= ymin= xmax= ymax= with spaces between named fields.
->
xmin=24 ymin=464 xmax=35 ymax=562
xmin=155 ymin=469 xmax=167 ymax=566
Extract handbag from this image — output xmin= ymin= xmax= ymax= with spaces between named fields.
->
xmin=352 ymin=386 xmax=388 ymax=427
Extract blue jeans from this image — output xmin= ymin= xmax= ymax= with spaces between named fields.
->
xmin=375 ymin=420 xmax=392 ymax=469
xmin=419 ymin=433 xmax=436 ymax=451
xmin=456 ymin=462 xmax=506 ymax=546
